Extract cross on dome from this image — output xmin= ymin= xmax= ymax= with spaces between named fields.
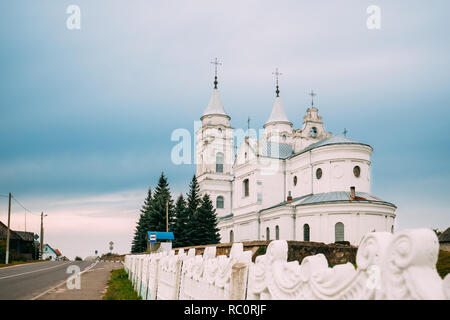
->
xmin=309 ymin=90 xmax=317 ymax=106
xmin=272 ymin=68 xmax=283 ymax=97
xmin=211 ymin=57 xmax=222 ymax=89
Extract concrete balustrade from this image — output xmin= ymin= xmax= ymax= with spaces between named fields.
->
xmin=124 ymin=229 xmax=450 ymax=300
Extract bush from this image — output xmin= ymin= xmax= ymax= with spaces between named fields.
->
xmin=103 ymin=269 xmax=141 ymax=300
xmin=437 ymin=250 xmax=450 ymax=279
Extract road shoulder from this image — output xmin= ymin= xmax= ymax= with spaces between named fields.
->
xmin=36 ymin=262 xmax=123 ymax=300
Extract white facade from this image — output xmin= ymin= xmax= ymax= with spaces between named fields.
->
xmin=195 ymin=84 xmax=396 ymax=246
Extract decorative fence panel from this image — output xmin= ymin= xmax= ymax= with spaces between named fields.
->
xmin=156 ymin=249 xmax=185 ymax=300
xmin=124 ymin=229 xmax=449 ymax=300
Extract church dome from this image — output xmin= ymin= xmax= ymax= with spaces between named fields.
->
xmin=264 ymin=97 xmax=292 ymax=126
xmin=202 ymin=89 xmax=229 ymax=118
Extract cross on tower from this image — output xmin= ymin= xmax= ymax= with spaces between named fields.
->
xmin=272 ymin=68 xmax=282 ymax=97
xmin=343 ymin=128 xmax=348 ymax=137
xmin=211 ymin=57 xmax=222 ymax=89
xmin=247 ymin=116 xmax=251 ymax=131
xmin=309 ymin=90 xmax=317 ymax=106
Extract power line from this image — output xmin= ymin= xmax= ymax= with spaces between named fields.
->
xmin=11 ymin=195 xmax=39 ymax=216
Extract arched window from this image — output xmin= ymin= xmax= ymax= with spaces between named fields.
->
xmin=275 ymin=225 xmax=280 ymax=240
xmin=216 ymin=152 xmax=224 ymax=173
xmin=293 ymin=176 xmax=298 ymax=186
xmin=391 ymin=225 xmax=394 ymax=234
xmin=216 ymin=196 xmax=224 ymax=209
xmin=266 ymin=227 xmax=270 ymax=241
xmin=311 ymin=127 xmax=317 ymax=137
xmin=243 ymin=179 xmax=249 ymax=197
xmin=303 ymin=224 xmax=310 ymax=241
xmin=335 ymin=222 xmax=345 ymax=242
xmin=230 ymin=230 xmax=234 ymax=243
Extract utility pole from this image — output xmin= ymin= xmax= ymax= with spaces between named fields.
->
xmin=5 ymin=193 xmax=12 ymax=265
xmin=166 ymin=200 xmax=169 ymax=232
xmin=40 ymin=212 xmax=44 ymax=260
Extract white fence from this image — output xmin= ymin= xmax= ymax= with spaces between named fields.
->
xmin=124 ymin=229 xmax=450 ymax=300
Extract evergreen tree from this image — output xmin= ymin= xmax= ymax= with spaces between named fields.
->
xmin=131 ymin=188 xmax=152 ymax=253
xmin=191 ymin=194 xmax=221 ymax=246
xmin=185 ymin=175 xmax=201 ymax=246
xmin=147 ymin=172 xmax=174 ymax=233
xmin=172 ymin=194 xmax=189 ymax=248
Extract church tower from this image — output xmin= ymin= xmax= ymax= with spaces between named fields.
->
xmin=264 ymin=68 xmax=293 ymax=144
xmin=195 ymin=59 xmax=234 ymax=218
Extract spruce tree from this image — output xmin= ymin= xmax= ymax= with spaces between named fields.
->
xmin=131 ymin=188 xmax=152 ymax=253
xmin=185 ymin=175 xmax=201 ymax=246
xmin=191 ymin=194 xmax=221 ymax=245
xmin=172 ymin=194 xmax=189 ymax=248
xmin=147 ymin=172 xmax=174 ymax=233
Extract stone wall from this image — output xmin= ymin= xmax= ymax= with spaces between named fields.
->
xmin=173 ymin=240 xmax=357 ymax=266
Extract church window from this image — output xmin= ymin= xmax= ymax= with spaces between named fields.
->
xmin=282 ymin=135 xmax=287 ymax=141
xmin=293 ymin=176 xmax=298 ymax=186
xmin=243 ymin=179 xmax=249 ymax=197
xmin=311 ymin=127 xmax=317 ymax=137
xmin=353 ymin=166 xmax=361 ymax=178
xmin=303 ymin=224 xmax=310 ymax=241
xmin=316 ymin=168 xmax=322 ymax=180
xmin=216 ymin=196 xmax=224 ymax=209
xmin=218 ymin=128 xmax=222 ymax=134
xmin=391 ymin=225 xmax=394 ymax=234
xmin=266 ymin=227 xmax=270 ymax=240
xmin=216 ymin=152 xmax=224 ymax=173
xmin=230 ymin=230 xmax=234 ymax=243
xmin=335 ymin=222 xmax=345 ymax=242
xmin=275 ymin=225 xmax=280 ymax=240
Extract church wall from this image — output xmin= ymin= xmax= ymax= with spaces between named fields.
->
xmin=286 ymin=144 xmax=372 ymax=198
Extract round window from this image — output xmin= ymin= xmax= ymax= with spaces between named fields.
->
xmin=353 ymin=166 xmax=361 ymax=178
xmin=316 ymin=168 xmax=322 ymax=179
xmin=293 ymin=176 xmax=298 ymax=186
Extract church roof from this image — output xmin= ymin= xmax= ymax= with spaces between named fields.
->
xmin=290 ymin=135 xmax=372 ymax=158
xmin=258 ymin=141 xmax=293 ymax=159
xmin=261 ymin=191 xmax=396 ymax=212
xmin=202 ymin=89 xmax=228 ymax=117
xmin=265 ymin=97 xmax=291 ymax=125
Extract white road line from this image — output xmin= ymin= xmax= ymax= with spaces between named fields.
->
xmin=0 ymin=262 xmax=72 ymax=280
xmin=30 ymin=261 xmax=98 ymax=300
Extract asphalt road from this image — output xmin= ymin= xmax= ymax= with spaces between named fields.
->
xmin=0 ymin=260 xmax=97 ymax=300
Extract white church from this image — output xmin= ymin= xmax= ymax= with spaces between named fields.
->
xmin=195 ymin=68 xmax=396 ymax=246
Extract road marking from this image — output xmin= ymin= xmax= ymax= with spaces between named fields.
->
xmin=0 ymin=262 xmax=72 ymax=280
xmin=30 ymin=261 xmax=98 ymax=300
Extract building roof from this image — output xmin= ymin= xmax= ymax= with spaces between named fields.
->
xmin=439 ymin=228 xmax=450 ymax=243
xmin=202 ymin=89 xmax=228 ymax=117
xmin=262 ymin=191 xmax=396 ymax=212
xmin=290 ymin=135 xmax=372 ymax=158
xmin=54 ymin=249 xmax=62 ymax=256
xmin=0 ymin=221 xmax=35 ymax=242
xmin=147 ymin=231 xmax=175 ymax=240
xmin=265 ymin=97 xmax=291 ymax=125
xmin=258 ymin=141 xmax=294 ymax=159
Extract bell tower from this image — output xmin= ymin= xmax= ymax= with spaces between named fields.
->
xmin=195 ymin=58 xmax=234 ymax=218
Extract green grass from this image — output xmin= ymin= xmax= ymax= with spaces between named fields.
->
xmin=0 ymin=260 xmax=45 ymax=268
xmin=437 ymin=250 xmax=450 ymax=279
xmin=103 ymin=268 xmax=141 ymax=300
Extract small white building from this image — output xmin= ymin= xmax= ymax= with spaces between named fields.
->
xmin=195 ymin=76 xmax=396 ymax=246
xmin=42 ymin=244 xmax=61 ymax=261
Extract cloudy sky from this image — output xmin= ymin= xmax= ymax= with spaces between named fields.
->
xmin=0 ymin=1 xmax=449 ymax=259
